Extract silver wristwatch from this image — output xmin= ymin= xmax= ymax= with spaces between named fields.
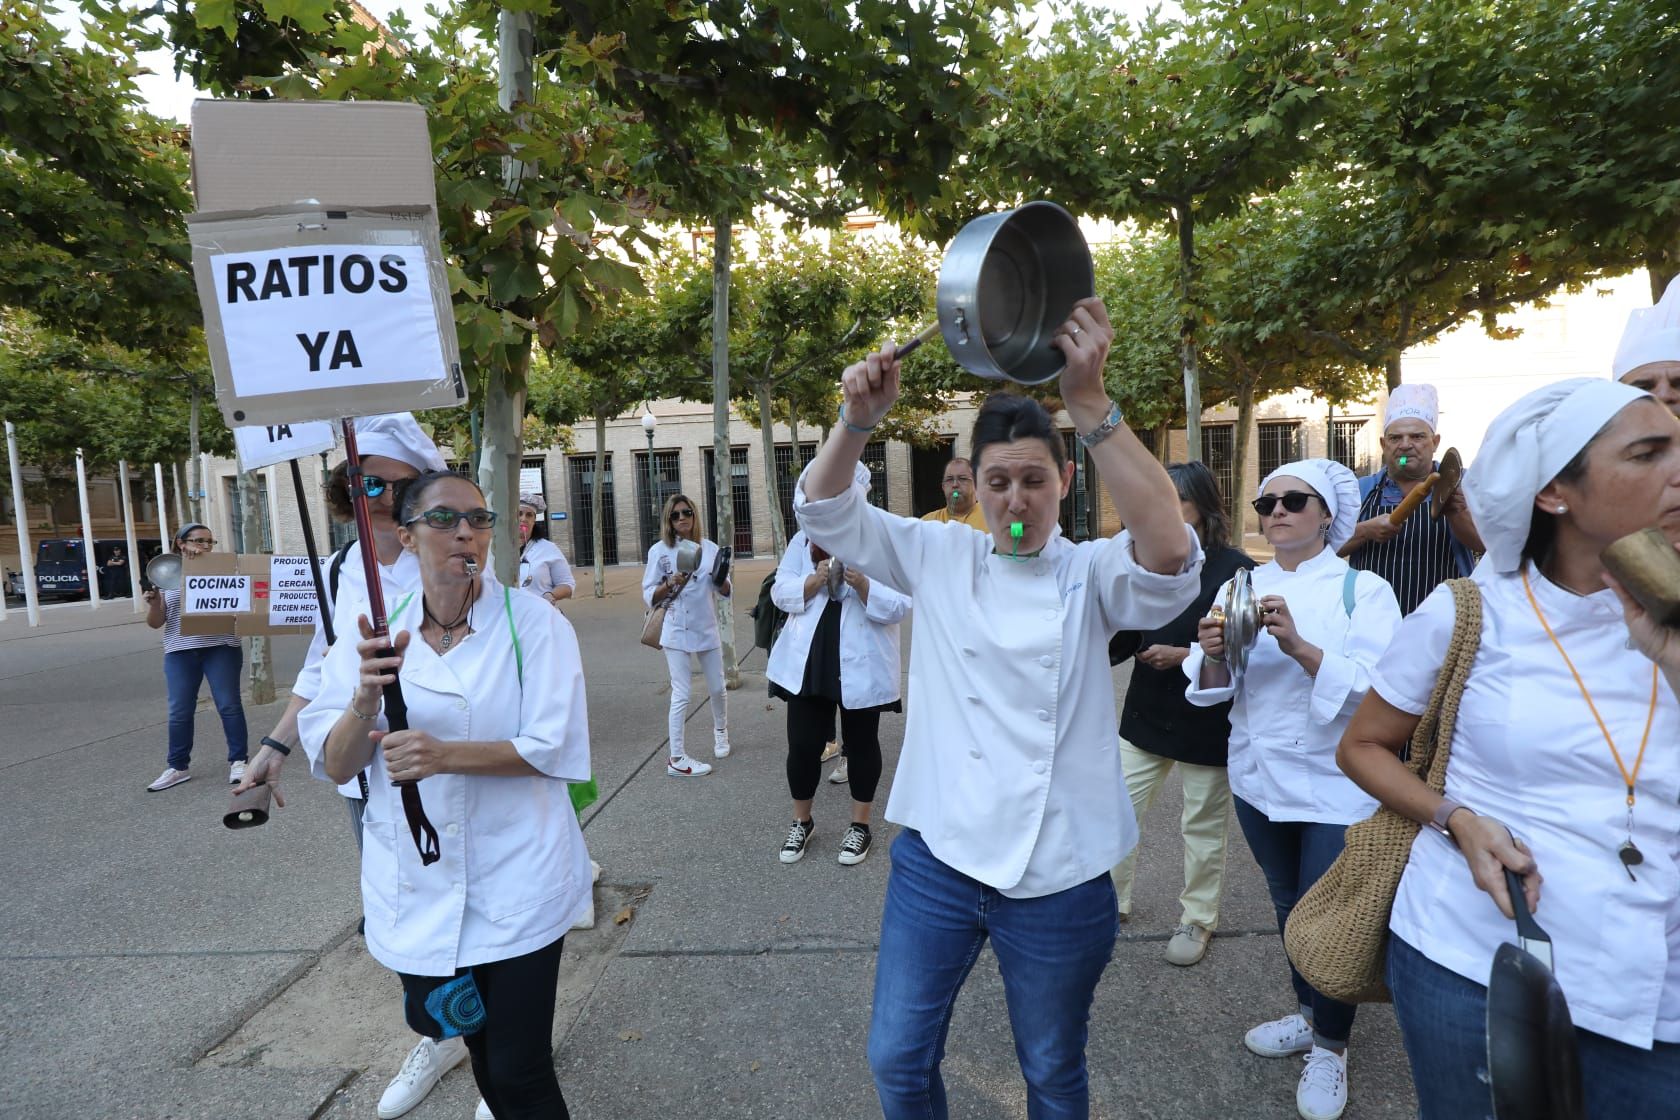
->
xmin=1077 ymin=401 xmax=1125 ymax=448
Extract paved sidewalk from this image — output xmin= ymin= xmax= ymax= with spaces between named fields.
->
xmin=0 ymin=557 xmax=1417 ymax=1120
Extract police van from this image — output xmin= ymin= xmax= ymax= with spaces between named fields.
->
xmin=6 ymin=538 xmax=163 ymax=601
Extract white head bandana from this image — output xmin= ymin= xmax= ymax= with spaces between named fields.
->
xmin=1612 ymin=276 xmax=1680 ymax=379
xmin=518 ymin=491 xmax=546 ymax=514
xmin=1384 ymin=383 xmax=1439 ymax=432
xmin=1464 ymin=378 xmax=1651 ymax=573
xmin=1258 ymin=457 xmax=1361 ymax=552
xmin=353 ymin=413 xmax=446 ymax=473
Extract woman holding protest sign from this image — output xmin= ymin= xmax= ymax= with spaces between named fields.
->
xmin=142 ymin=524 xmax=249 ymax=791
xmin=300 ymin=468 xmax=592 ymax=1120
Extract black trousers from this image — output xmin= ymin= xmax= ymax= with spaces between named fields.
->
xmin=785 ymin=693 xmax=883 ymax=803
xmin=403 ymin=936 xmax=570 ymax=1119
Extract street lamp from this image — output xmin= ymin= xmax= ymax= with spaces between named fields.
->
xmin=641 ymin=408 xmax=658 ymax=550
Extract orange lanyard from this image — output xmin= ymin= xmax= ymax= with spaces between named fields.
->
xmin=1521 ymin=568 xmax=1657 ymax=809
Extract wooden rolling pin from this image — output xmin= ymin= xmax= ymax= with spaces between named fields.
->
xmin=1344 ymin=476 xmax=1438 ymax=557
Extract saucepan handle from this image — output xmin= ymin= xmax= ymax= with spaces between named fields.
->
xmin=892 ymin=322 xmax=942 ymax=361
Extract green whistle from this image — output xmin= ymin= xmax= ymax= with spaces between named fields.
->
xmin=1011 ymin=520 xmax=1023 ymax=560
xmin=1397 ymin=455 xmax=1409 ymax=467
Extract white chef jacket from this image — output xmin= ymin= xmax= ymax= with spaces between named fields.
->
xmin=297 ymin=572 xmax=593 ymax=977
xmin=1184 ymin=548 xmax=1401 ymax=825
xmin=641 ymin=538 xmax=730 ymax=653
xmin=1372 ymin=565 xmax=1680 ymax=1048
xmin=292 ymin=542 xmax=422 ymax=799
xmin=766 ymin=530 xmax=910 ymax=709
xmin=795 ymin=463 xmax=1202 ymax=897
xmin=518 ymin=537 xmax=575 ymax=598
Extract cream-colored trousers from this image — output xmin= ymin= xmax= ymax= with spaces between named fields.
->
xmin=1109 ymin=738 xmax=1232 ymax=930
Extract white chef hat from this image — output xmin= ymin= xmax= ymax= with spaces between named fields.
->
xmin=1384 ymin=383 xmax=1439 ymax=432
xmin=1612 ymin=276 xmax=1680 ymax=379
xmin=353 ymin=413 xmax=446 ymax=472
xmin=1258 ymin=457 xmax=1361 ymax=551
xmin=1464 ymin=378 xmax=1651 ymax=573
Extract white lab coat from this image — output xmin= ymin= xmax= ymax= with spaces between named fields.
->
xmin=641 ymin=538 xmax=730 ymax=653
xmin=1183 ymin=547 xmax=1400 ymax=825
xmin=518 ymin=537 xmax=575 ymax=597
xmin=1373 ymin=566 xmax=1680 ymax=1048
xmin=292 ymin=542 xmax=422 ymax=799
xmin=766 ymin=531 xmax=910 ymax=709
xmin=795 ymin=462 xmax=1202 ymax=897
xmin=297 ymin=572 xmax=593 ymax=977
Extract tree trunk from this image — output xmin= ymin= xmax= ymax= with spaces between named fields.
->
xmin=238 ymin=469 xmax=275 ymax=704
xmin=758 ymin=381 xmax=786 ymax=558
xmin=1649 ymin=237 xmax=1680 ymax=302
xmin=1154 ymin=419 xmax=1170 ymax=465
xmin=1230 ymin=379 xmax=1257 ymax=545
xmin=479 ymin=356 xmax=527 ymax=587
xmin=592 ymin=412 xmax=606 ymax=597
xmin=1175 ymin=205 xmax=1203 ymax=462
xmin=1385 ymin=301 xmax=1413 ymax=392
xmin=188 ymin=384 xmax=203 ymax=523
xmin=711 ymin=214 xmax=739 ymax=686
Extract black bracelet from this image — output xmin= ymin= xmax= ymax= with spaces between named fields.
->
xmin=260 ymin=735 xmax=293 ymax=757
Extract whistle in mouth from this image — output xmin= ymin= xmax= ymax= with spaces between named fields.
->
xmin=1010 ymin=521 xmax=1024 ymax=560
xmin=464 ymin=557 xmax=480 ymax=576
xmin=1397 ymin=455 xmax=1409 ymax=467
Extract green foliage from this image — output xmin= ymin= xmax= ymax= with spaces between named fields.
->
xmin=1094 ymin=232 xmax=1182 ymax=431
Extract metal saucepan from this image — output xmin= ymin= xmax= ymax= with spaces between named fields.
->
xmin=894 ymin=201 xmax=1095 ymax=385
xmin=1216 ymin=567 xmax=1264 ymax=676
xmin=675 ymin=539 xmax=703 ymax=575
xmin=145 ymin=553 xmax=184 ymax=591
xmin=1430 ymin=447 xmax=1464 ymax=520
xmin=1601 ymin=527 xmax=1680 ymax=627
xmin=1487 ymin=869 xmax=1583 ymax=1120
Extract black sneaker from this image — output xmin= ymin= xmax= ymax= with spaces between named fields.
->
xmin=838 ymin=823 xmax=872 ymax=866
xmin=779 ymin=819 xmax=814 ymax=864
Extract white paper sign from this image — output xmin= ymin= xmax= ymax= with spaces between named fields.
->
xmin=211 ymin=244 xmax=447 ymax=399
xmin=234 ymin=421 xmax=337 ymax=472
xmin=520 ymin=466 xmax=544 ymax=498
xmin=267 ymin=556 xmax=327 ymax=627
xmin=184 ymin=574 xmax=252 ymax=614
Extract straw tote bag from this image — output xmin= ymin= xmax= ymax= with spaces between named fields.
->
xmin=640 ymin=603 xmax=666 ymax=650
xmin=1284 ymin=577 xmax=1482 ymax=1004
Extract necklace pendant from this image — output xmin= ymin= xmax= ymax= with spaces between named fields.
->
xmin=440 ymin=630 xmax=453 ymax=651
xmin=1619 ymin=840 xmax=1644 ymax=881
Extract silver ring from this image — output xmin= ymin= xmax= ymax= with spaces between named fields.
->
xmin=1069 ymin=325 xmax=1082 ymax=336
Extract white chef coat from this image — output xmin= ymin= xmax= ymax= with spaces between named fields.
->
xmin=1372 ymin=565 xmax=1680 ymax=1048
xmin=518 ymin=537 xmax=575 ymax=598
xmin=1184 ymin=547 xmax=1401 ymax=825
xmin=292 ymin=542 xmax=422 ymax=799
xmin=641 ymin=538 xmax=730 ymax=653
xmin=766 ymin=530 xmax=910 ymax=709
xmin=297 ymin=572 xmax=593 ymax=977
xmin=795 ymin=463 xmax=1202 ymax=897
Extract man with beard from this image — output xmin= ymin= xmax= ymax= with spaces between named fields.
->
xmin=1339 ymin=384 xmax=1482 ymax=615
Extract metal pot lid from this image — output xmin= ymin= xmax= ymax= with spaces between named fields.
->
xmin=145 ymin=553 xmax=183 ymax=591
xmin=1223 ymin=567 xmax=1263 ymax=675
xmin=675 ymin=539 xmax=702 ymax=574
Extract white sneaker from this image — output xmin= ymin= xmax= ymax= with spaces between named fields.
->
xmin=570 ymin=893 xmax=595 ymax=930
xmin=474 ymin=1099 xmax=494 ymax=1120
xmin=146 ymin=767 xmax=191 ymax=792
xmin=590 ymin=859 xmax=602 ymax=884
xmin=667 ymin=755 xmax=712 ymax=777
xmin=712 ymin=730 xmax=731 ymax=759
xmin=827 ymin=757 xmax=849 ymax=784
xmin=1296 ymin=1046 xmax=1348 ymax=1120
xmin=819 ymin=739 xmax=841 ymax=762
xmin=1244 ymin=1013 xmax=1315 ymax=1058
xmin=377 ymin=1035 xmax=470 ymax=1119
xmin=228 ymin=760 xmax=247 ymax=785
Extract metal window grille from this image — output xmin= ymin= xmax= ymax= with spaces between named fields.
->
xmin=703 ymin=447 xmax=755 ymax=556
xmin=1059 ymin=432 xmax=1091 ymax=540
xmin=566 ymin=453 xmax=617 ymax=566
xmin=635 ymin=449 xmax=683 ymax=557
xmin=861 ymin=441 xmax=889 ymax=509
xmin=223 ymin=476 xmax=273 ymax=553
xmin=1330 ymin=419 xmax=1371 ymax=474
xmin=1203 ymin=424 xmax=1236 ymax=503
xmin=773 ymin=442 xmax=819 ymax=536
xmin=1258 ymin=421 xmax=1304 ymax=481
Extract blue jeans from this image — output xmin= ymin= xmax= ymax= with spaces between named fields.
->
xmin=1388 ymin=934 xmax=1680 ymax=1119
xmin=163 ymin=645 xmax=248 ymax=770
xmin=867 ymin=829 xmax=1118 ymax=1119
xmin=1231 ymin=797 xmax=1356 ymax=1046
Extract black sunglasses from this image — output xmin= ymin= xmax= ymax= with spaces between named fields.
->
xmin=1251 ymin=491 xmax=1317 ymax=517
xmin=406 ymin=507 xmax=498 ymax=530
xmin=670 ymin=508 xmax=695 ymax=521
xmin=358 ymin=474 xmax=392 ymax=499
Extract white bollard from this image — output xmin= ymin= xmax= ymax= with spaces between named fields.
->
xmin=75 ymin=449 xmax=101 ymax=610
xmin=6 ymin=421 xmax=40 ymax=627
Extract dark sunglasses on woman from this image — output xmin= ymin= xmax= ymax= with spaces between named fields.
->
xmin=670 ymin=507 xmax=695 ymax=522
xmin=358 ymin=474 xmax=392 ymax=498
xmin=406 ymin=508 xmax=498 ymax=530
xmin=1250 ymin=491 xmax=1316 ymax=517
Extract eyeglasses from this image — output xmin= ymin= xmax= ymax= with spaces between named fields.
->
xmin=406 ymin=508 xmax=497 ymax=531
xmin=1250 ymin=492 xmax=1316 ymax=518
xmin=182 ymin=537 xmax=215 ymax=547
xmin=670 ymin=508 xmax=695 ymax=521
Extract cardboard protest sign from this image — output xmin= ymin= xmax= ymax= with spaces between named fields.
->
xmin=178 ymin=552 xmax=325 ymax=637
xmin=188 ymin=100 xmax=466 ymax=428
xmin=233 ymin=420 xmax=336 ymax=472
